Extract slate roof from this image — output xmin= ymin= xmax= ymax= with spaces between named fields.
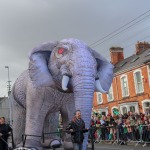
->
xmin=114 ymin=48 xmax=150 ymax=74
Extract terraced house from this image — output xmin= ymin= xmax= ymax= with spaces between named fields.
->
xmin=93 ymin=41 xmax=150 ymax=115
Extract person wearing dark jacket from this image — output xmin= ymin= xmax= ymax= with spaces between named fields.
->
xmin=66 ymin=110 xmax=88 ymax=150
xmin=0 ymin=117 xmax=12 ymax=150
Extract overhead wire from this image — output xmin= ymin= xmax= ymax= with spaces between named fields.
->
xmin=116 ymin=24 xmax=150 ymax=47
xmin=90 ymin=10 xmax=150 ymax=48
xmin=92 ymin=14 xmax=150 ymax=48
xmin=124 ymin=35 xmax=150 ymax=50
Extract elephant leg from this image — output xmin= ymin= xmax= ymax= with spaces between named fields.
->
xmin=24 ymin=88 xmax=51 ymax=150
xmin=60 ymin=93 xmax=75 ymax=150
xmin=43 ymin=111 xmax=59 ymax=139
xmin=13 ymin=100 xmax=26 ymax=146
xmin=42 ymin=112 xmax=60 ymax=148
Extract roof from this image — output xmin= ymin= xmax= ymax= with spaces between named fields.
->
xmin=114 ymin=48 xmax=150 ymax=74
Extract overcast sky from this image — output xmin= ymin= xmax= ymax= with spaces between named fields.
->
xmin=0 ymin=0 xmax=150 ymax=96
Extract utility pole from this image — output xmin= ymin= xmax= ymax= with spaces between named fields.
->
xmin=5 ymin=66 xmax=12 ymax=125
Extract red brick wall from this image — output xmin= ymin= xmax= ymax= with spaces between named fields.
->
xmin=93 ymin=65 xmax=150 ymax=114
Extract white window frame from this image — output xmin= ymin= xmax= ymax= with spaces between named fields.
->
xmin=142 ymin=99 xmax=150 ymax=114
xmin=119 ymin=102 xmax=139 ymax=114
xmin=133 ymin=69 xmax=144 ymax=94
xmin=96 ymin=92 xmax=103 ymax=104
xmin=147 ymin=65 xmax=150 ymax=87
xmin=107 ymin=84 xmax=114 ymax=102
xmin=122 ymin=107 xmax=127 ymax=114
xmin=96 ymin=107 xmax=108 ymax=116
xmin=120 ymin=74 xmax=129 ymax=97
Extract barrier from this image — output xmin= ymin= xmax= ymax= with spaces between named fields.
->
xmin=6 ymin=124 xmax=150 ymax=149
xmin=91 ymin=124 xmax=150 ymax=147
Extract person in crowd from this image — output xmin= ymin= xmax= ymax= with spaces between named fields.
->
xmin=118 ymin=114 xmax=123 ymax=123
xmin=91 ymin=111 xmax=150 ymax=146
xmin=95 ymin=116 xmax=101 ymax=142
xmin=126 ymin=119 xmax=133 ymax=141
xmin=117 ymin=119 xmax=125 ymax=144
xmin=90 ymin=116 xmax=97 ymax=142
xmin=66 ymin=110 xmax=88 ymax=150
xmin=108 ymin=121 xmax=113 ymax=141
xmin=100 ymin=115 xmax=109 ymax=140
xmin=112 ymin=118 xmax=118 ymax=141
xmin=0 ymin=117 xmax=12 ymax=150
xmin=110 ymin=115 xmax=115 ymax=124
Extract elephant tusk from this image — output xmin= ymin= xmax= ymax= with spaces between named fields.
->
xmin=95 ymin=79 xmax=107 ymax=93
xmin=62 ymin=75 xmax=70 ymax=91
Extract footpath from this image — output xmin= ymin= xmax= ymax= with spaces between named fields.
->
xmin=43 ymin=143 xmax=150 ymax=150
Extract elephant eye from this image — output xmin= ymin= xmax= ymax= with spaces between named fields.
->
xmin=55 ymin=47 xmax=66 ymax=58
xmin=58 ymin=48 xmax=64 ymax=54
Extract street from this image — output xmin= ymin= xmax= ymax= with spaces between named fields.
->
xmin=43 ymin=143 xmax=150 ymax=150
xmin=92 ymin=143 xmax=150 ymax=150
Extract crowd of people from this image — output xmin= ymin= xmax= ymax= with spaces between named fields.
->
xmin=90 ymin=111 xmax=150 ymax=145
xmin=0 ymin=117 xmax=12 ymax=150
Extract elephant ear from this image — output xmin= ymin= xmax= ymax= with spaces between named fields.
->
xmin=28 ymin=41 xmax=58 ymax=88
xmin=91 ymin=49 xmax=114 ymax=92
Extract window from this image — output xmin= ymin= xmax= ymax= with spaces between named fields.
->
xmin=107 ymin=85 xmax=114 ymax=102
xmin=102 ymin=112 xmax=106 ymax=116
xmin=130 ymin=106 xmax=135 ymax=112
xmin=144 ymin=102 xmax=150 ymax=115
xmin=121 ymin=75 xmax=129 ymax=97
xmin=122 ymin=107 xmax=127 ymax=114
xmin=130 ymin=56 xmax=139 ymax=63
xmin=119 ymin=102 xmax=139 ymax=114
xmin=142 ymin=100 xmax=150 ymax=115
xmin=134 ymin=70 xmax=144 ymax=93
xmin=119 ymin=61 xmax=127 ymax=67
xmin=96 ymin=92 xmax=103 ymax=104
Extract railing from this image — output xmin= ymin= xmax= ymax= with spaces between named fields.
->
xmin=92 ymin=124 xmax=150 ymax=147
xmin=8 ymin=124 xmax=150 ymax=149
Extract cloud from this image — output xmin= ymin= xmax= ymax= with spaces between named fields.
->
xmin=0 ymin=0 xmax=150 ymax=96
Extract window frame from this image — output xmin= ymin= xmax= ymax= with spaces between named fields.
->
xmin=96 ymin=92 xmax=103 ymax=104
xmin=120 ymin=74 xmax=129 ymax=97
xmin=107 ymin=84 xmax=114 ymax=102
xmin=133 ymin=69 xmax=144 ymax=94
xmin=147 ymin=65 xmax=150 ymax=87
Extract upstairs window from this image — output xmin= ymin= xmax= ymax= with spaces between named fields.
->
xmin=134 ymin=70 xmax=144 ymax=93
xmin=107 ymin=85 xmax=114 ymax=102
xmin=96 ymin=92 xmax=103 ymax=104
xmin=121 ymin=75 xmax=129 ymax=97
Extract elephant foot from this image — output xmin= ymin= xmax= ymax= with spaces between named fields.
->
xmin=17 ymin=139 xmax=43 ymax=150
xmin=41 ymin=138 xmax=62 ymax=148
xmin=63 ymin=141 xmax=73 ymax=150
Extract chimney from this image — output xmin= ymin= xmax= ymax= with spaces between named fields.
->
xmin=135 ymin=41 xmax=150 ymax=55
xmin=110 ymin=47 xmax=124 ymax=65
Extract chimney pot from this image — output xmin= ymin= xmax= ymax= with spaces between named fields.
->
xmin=135 ymin=41 xmax=150 ymax=55
xmin=110 ymin=47 xmax=124 ymax=65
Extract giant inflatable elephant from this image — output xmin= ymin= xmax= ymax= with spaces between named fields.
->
xmin=12 ymin=38 xmax=113 ymax=150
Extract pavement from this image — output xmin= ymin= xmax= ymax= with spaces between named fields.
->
xmin=43 ymin=142 xmax=150 ymax=150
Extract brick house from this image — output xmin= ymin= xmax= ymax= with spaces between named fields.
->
xmin=93 ymin=41 xmax=150 ymax=116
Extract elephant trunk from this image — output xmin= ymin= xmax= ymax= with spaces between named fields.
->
xmin=68 ymin=47 xmax=96 ymax=149
xmin=73 ymin=75 xmax=95 ymax=150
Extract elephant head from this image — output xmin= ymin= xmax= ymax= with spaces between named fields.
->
xmin=28 ymin=38 xmax=113 ymax=148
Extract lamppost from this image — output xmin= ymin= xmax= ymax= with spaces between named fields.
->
xmin=5 ymin=66 xmax=12 ymax=125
